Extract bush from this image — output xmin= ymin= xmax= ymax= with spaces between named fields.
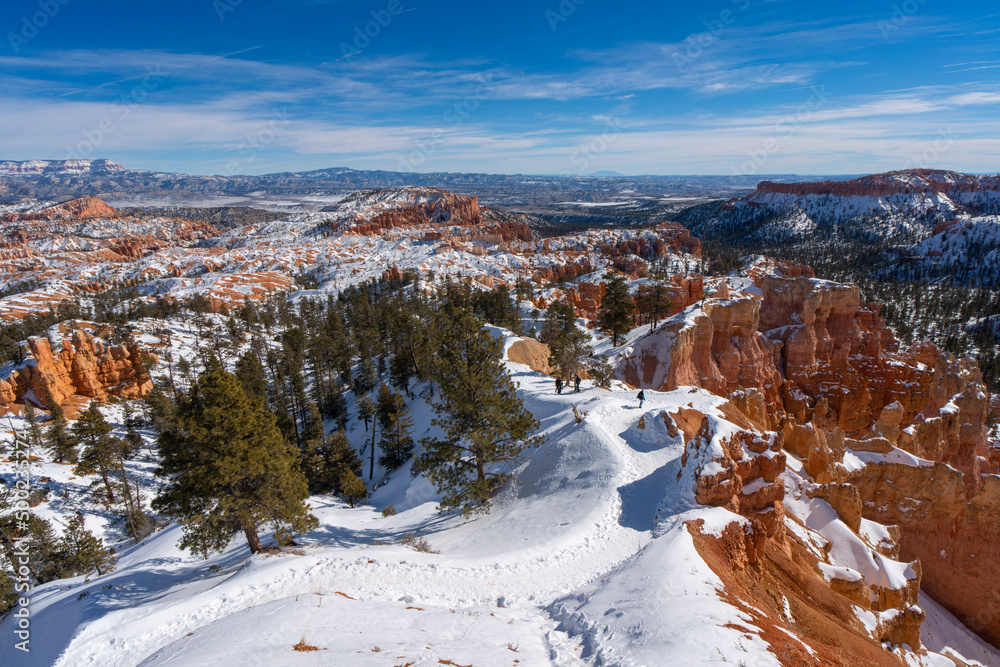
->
xmin=399 ymin=532 xmax=437 ymax=553
xmin=587 ymin=355 xmax=615 ymax=389
xmin=27 ymin=488 xmax=50 ymax=507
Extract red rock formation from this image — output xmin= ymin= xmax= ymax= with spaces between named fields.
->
xmin=617 ymin=296 xmax=783 ymax=408
xmin=679 ymin=406 xmax=924 ymax=649
xmin=620 ymin=264 xmax=1000 ymax=649
xmin=2 ymin=196 xmax=119 ymax=222
xmin=678 ymin=409 xmax=787 ymax=539
xmin=0 ymin=328 xmax=156 ymax=413
xmin=848 ymin=463 xmax=1000 ymax=646
xmin=343 ymin=189 xmax=483 ymax=235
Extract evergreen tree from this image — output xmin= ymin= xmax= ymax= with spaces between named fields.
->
xmin=587 ymin=355 xmax=615 ymax=389
xmin=73 ymin=405 xmax=118 ymax=503
xmin=635 ymin=280 xmax=672 ymax=333
xmin=145 ymin=383 xmax=177 ymax=433
xmin=23 ymin=402 xmax=44 ymax=452
xmin=357 ymin=394 xmax=375 ymax=432
xmin=377 ymin=384 xmax=415 ymax=470
xmin=540 ymin=300 xmax=591 ymax=379
xmin=413 ymin=306 xmax=544 ymax=515
xmin=597 ymin=271 xmax=635 ymax=346
xmin=59 ymin=513 xmax=117 ymax=577
xmin=0 ymin=571 xmax=16 ymax=616
xmin=340 ymin=470 xmax=368 ymax=508
xmin=234 ymin=350 xmax=269 ymax=405
xmin=45 ymin=411 xmax=79 ymax=464
xmin=300 ymin=400 xmax=325 ymax=448
xmin=303 ymin=431 xmax=363 ymax=494
xmin=153 ymin=367 xmax=317 ymax=556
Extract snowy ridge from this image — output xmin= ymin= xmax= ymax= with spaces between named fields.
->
xmin=681 ymin=169 xmax=1000 ymax=247
xmin=0 ymin=159 xmax=126 ymax=176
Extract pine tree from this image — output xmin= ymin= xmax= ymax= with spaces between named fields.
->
xmin=635 ymin=280 xmax=672 ymax=333
xmin=145 ymin=383 xmax=177 ymax=433
xmin=587 ymin=355 xmax=615 ymax=389
xmin=540 ymin=300 xmax=591 ymax=379
xmin=413 ymin=305 xmax=544 ymax=515
xmin=303 ymin=431 xmax=363 ymax=494
xmin=340 ymin=470 xmax=368 ymax=508
xmin=73 ymin=405 xmax=118 ymax=503
xmin=0 ymin=571 xmax=16 ymax=616
xmin=597 ymin=270 xmax=635 ymax=346
xmin=235 ymin=350 xmax=269 ymax=405
xmin=46 ymin=411 xmax=79 ymax=464
xmin=357 ymin=394 xmax=375 ymax=432
xmin=23 ymin=402 xmax=44 ymax=452
xmin=153 ymin=367 xmax=317 ymax=556
xmin=60 ymin=513 xmax=117 ymax=577
xmin=377 ymin=384 xmax=415 ymax=470
xmin=300 ymin=400 xmax=325 ymax=448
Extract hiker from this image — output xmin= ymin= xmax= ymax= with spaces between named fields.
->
xmin=637 ymin=389 xmax=645 ymax=408
xmin=574 ymin=374 xmax=582 ymax=392
xmin=555 ymin=377 xmax=563 ymax=394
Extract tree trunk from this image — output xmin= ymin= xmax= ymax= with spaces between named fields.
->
xmin=119 ymin=456 xmax=139 ymax=541
xmin=476 ymin=450 xmax=486 ymax=482
xmin=98 ymin=464 xmax=115 ymax=503
xmin=369 ymin=420 xmax=377 ymax=480
xmin=243 ymin=523 xmax=263 ymax=554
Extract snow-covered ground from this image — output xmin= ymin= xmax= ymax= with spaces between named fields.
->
xmin=2 ymin=326 xmax=999 ymax=666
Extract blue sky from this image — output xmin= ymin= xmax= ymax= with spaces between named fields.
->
xmin=1 ymin=0 xmax=999 ymax=176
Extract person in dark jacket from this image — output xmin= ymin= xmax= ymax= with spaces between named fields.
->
xmin=637 ymin=389 xmax=645 ymax=408
xmin=574 ymin=374 xmax=582 ymax=392
xmin=555 ymin=377 xmax=563 ymax=394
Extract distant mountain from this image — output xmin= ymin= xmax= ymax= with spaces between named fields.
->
xmin=675 ymin=169 xmax=1000 ymax=288
xmin=0 ymin=159 xmax=825 ymax=211
xmin=0 ymin=159 xmax=125 ymax=176
xmin=679 ymin=169 xmax=1000 ymax=246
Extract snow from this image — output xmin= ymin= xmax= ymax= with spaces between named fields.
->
xmin=920 ymin=592 xmax=1000 ymax=667
xmin=1 ymin=321 xmax=996 ymax=666
xmin=549 ymin=517 xmax=780 ymax=667
xmin=0 ymin=333 xmax=786 ymax=667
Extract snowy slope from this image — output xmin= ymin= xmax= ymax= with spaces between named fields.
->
xmin=3 ymin=327 xmax=997 ymax=666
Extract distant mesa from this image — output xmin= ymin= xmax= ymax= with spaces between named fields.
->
xmin=0 ymin=159 xmax=125 ymax=176
xmin=756 ymin=169 xmax=1000 ymax=197
xmin=588 ymin=170 xmax=626 ymax=177
xmin=1 ymin=195 xmax=119 ymax=222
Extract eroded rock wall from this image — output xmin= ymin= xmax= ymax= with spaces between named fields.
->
xmin=0 ymin=328 xmax=156 ymax=412
xmin=620 ymin=269 xmax=1000 ymax=648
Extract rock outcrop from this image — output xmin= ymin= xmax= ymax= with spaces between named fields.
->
xmin=0 ymin=328 xmax=156 ymax=413
xmin=616 ymin=295 xmax=782 ymax=407
xmin=677 ymin=405 xmax=925 ymax=652
xmin=677 ymin=408 xmax=786 ymax=541
xmin=1 ymin=196 xmax=119 ymax=222
xmin=506 ymin=338 xmax=552 ymax=374
xmin=620 ymin=267 xmax=1000 ymax=649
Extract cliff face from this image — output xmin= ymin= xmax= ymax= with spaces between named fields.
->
xmin=757 ymin=170 xmax=1000 ymax=197
xmin=618 ymin=269 xmax=1000 ymax=648
xmin=616 ymin=296 xmax=781 ymax=405
xmin=676 ymin=404 xmax=924 ymax=654
xmin=1 ymin=196 xmax=119 ymax=222
xmin=0 ymin=328 xmax=156 ymax=413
